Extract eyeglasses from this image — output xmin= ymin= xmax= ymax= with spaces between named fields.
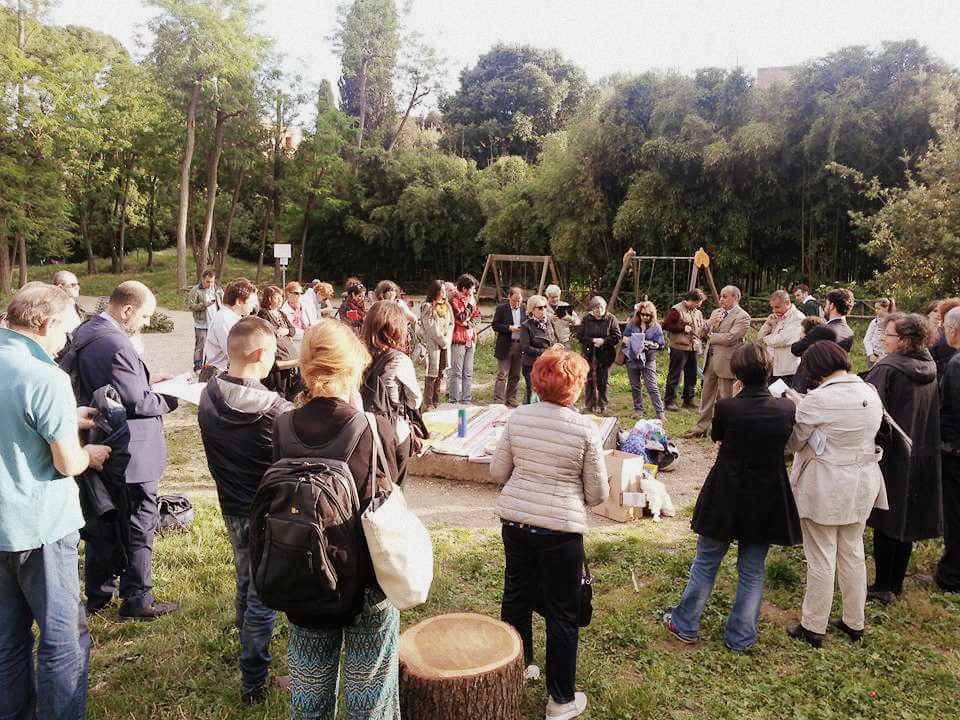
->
xmin=289 ymin=290 xmax=303 ymax=295
xmin=884 ymin=332 xmax=900 ymax=338
xmin=534 ymin=305 xmax=548 ymax=310
xmin=640 ymin=313 xmax=653 ymax=318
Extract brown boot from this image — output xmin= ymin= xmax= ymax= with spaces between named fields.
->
xmin=424 ymin=377 xmax=436 ymax=410
xmin=433 ymin=373 xmax=444 ymax=407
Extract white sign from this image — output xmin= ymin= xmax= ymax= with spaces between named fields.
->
xmin=273 ymin=243 xmax=292 ymax=259
xmin=278 ymin=257 xmax=289 ymax=266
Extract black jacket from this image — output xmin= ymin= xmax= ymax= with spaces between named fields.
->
xmin=492 ymin=301 xmax=526 ymax=360
xmin=791 ymin=325 xmax=838 ymax=393
xmin=826 ymin=318 xmax=854 ymax=352
xmin=941 ymin=353 xmax=960 ymax=455
xmin=519 ymin=316 xmax=557 ymax=368
xmin=866 ymin=351 xmax=943 ymax=541
xmin=691 ymin=387 xmax=802 ymax=545
xmin=578 ymin=313 xmax=623 ymax=367
xmin=931 ymin=331 xmax=957 ymax=379
xmin=198 ymin=375 xmax=293 ymax=517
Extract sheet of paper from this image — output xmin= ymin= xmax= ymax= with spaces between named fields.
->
xmin=810 ymin=429 xmax=827 ymax=456
xmin=769 ymin=378 xmax=801 ymax=401
xmin=152 ymin=372 xmax=206 ymax=405
xmin=621 ymin=491 xmax=647 ymax=507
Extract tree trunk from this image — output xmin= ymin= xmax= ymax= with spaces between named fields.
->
xmin=356 ymin=56 xmax=369 ymax=152
xmin=0 ymin=226 xmax=12 ymax=296
xmin=255 ymin=205 xmax=271 ymax=285
xmin=197 ymin=109 xmax=231 ymax=280
xmin=16 ymin=232 xmax=27 ymax=288
xmin=272 ymin=96 xmax=283 ymax=283
xmin=80 ymin=204 xmax=95 ymax=274
xmin=387 ymin=78 xmax=421 ymax=153
xmin=297 ymin=196 xmax=313 ymax=281
xmin=399 ymin=614 xmax=523 ymax=720
xmin=176 ymin=82 xmax=202 ymax=290
xmin=113 ymin=165 xmax=132 ymax=274
xmin=146 ymin=175 xmax=158 ymax=270
xmin=215 ymin=168 xmax=245 ymax=278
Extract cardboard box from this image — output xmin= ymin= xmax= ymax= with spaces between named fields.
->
xmin=592 ymin=450 xmax=647 ymax=522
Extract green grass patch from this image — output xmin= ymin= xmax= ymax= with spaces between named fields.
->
xmin=85 ymin=498 xmax=960 ymax=719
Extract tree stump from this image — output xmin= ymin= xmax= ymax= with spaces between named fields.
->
xmin=399 ymin=612 xmax=524 ymax=720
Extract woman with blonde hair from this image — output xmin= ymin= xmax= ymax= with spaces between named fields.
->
xmin=623 ymin=300 xmax=666 ymax=420
xmin=280 ymin=281 xmax=318 ymax=340
xmin=492 ymin=345 xmax=608 ymax=720
xmin=273 ymin=319 xmax=402 ymax=719
xmin=518 ymin=294 xmax=557 ymax=404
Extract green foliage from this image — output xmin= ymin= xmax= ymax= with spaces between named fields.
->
xmin=143 ymin=310 xmax=175 ymax=333
xmin=442 ymin=44 xmax=594 ymax=166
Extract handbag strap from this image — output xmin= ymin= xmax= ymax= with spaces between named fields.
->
xmin=364 ymin=411 xmax=395 ymax=502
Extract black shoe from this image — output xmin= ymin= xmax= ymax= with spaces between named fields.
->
xmin=85 ymin=599 xmax=112 ymax=616
xmin=119 ymin=600 xmax=180 ymax=620
xmin=681 ymin=430 xmax=706 ymax=439
xmin=683 ymin=399 xmax=698 ymax=409
xmin=829 ymin=618 xmax=864 ymax=642
xmin=786 ymin=622 xmax=824 ymax=648
xmin=866 ymin=588 xmax=897 ymax=605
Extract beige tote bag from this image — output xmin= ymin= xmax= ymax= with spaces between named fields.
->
xmin=361 ymin=413 xmax=434 ymax=610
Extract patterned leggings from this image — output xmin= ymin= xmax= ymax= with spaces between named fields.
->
xmin=288 ymin=590 xmax=400 ymax=720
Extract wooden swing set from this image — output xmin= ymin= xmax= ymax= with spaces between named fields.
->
xmin=476 ymin=254 xmax=561 ymax=302
xmin=609 ymin=247 xmax=720 ymax=309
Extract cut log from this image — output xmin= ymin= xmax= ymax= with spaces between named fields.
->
xmin=399 ymin=612 xmax=524 ymax=720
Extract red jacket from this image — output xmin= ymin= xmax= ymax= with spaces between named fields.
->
xmin=451 ymin=292 xmax=480 ymax=347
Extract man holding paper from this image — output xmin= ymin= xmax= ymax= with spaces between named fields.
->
xmin=68 ymin=281 xmax=179 ymax=619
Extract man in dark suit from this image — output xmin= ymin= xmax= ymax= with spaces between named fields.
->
xmin=492 ymin=287 xmax=526 ymax=407
xmin=823 ymin=288 xmax=855 ymax=352
xmin=69 ymin=281 xmax=179 ymax=619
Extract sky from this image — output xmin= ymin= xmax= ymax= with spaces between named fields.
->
xmin=51 ymin=0 xmax=960 ymax=108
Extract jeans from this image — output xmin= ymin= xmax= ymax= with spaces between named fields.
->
xmin=448 ymin=343 xmax=475 ymax=403
xmin=501 ymin=524 xmax=583 ymax=704
xmin=0 ymin=532 xmax=90 ymax=720
xmin=288 ymin=589 xmax=400 ymax=720
xmin=224 ymin=516 xmax=278 ymax=693
xmin=193 ymin=327 xmax=208 ymax=371
xmin=665 ymin=348 xmax=698 ymax=405
xmin=670 ymin=535 xmax=769 ymax=651
xmin=626 ymin=361 xmax=665 ymax=416
xmin=85 ymin=479 xmax=158 ymax=611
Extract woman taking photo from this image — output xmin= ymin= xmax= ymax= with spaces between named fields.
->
xmin=280 ymin=281 xmax=318 ymax=341
xmin=518 ymin=294 xmax=557 ymax=404
xmin=663 ymin=344 xmax=801 ymax=652
xmin=361 ymin=301 xmax=423 ymax=483
xmin=448 ymin=273 xmax=481 ymax=404
xmin=864 ymin=313 xmax=942 ymax=604
xmin=273 ymin=319 xmax=402 ymax=719
xmin=863 ymin=297 xmax=896 ymax=367
xmin=623 ymin=301 xmax=666 ymax=420
xmin=784 ymin=341 xmax=885 ymax=647
xmin=492 ymin=346 xmax=607 ymax=720
xmin=256 ymin=285 xmax=304 ymax=400
xmin=577 ymin=296 xmax=622 ymax=414
xmin=420 ymin=280 xmax=453 ymax=410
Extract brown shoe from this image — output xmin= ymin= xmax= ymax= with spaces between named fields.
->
xmin=681 ymin=430 xmax=706 ymax=439
xmin=241 ymin=672 xmax=290 ymax=704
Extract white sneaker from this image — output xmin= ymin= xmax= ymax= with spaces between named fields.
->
xmin=545 ymin=691 xmax=587 ymax=720
xmin=523 ymin=664 xmax=541 ymax=681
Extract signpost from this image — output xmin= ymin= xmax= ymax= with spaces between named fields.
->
xmin=273 ymin=243 xmax=292 ymax=286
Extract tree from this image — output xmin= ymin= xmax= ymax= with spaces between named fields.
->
xmin=831 ymin=87 xmax=960 ymax=306
xmin=333 ymin=0 xmax=400 ymax=150
xmin=386 ymin=32 xmax=447 ymax=152
xmin=442 ymin=44 xmax=593 ymax=165
xmin=148 ymin=0 xmax=270 ymax=290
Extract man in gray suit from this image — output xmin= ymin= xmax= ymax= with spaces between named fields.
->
xmin=684 ymin=286 xmax=751 ymax=438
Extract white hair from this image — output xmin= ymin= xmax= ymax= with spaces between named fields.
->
xmin=722 ymin=285 xmax=742 ymax=301
xmin=589 ymin=296 xmax=607 ymax=310
xmin=545 ymin=284 xmax=561 ymax=297
xmin=944 ymin=306 xmax=960 ymax=330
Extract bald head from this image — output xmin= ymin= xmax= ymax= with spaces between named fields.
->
xmin=226 ymin=316 xmax=278 ymax=380
xmin=108 ymin=281 xmax=156 ymax=336
xmin=719 ymin=285 xmax=741 ymax=311
xmin=52 ymin=270 xmax=80 ymax=298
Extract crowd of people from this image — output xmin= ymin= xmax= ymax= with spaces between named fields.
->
xmin=3 ymin=268 xmax=960 ymax=720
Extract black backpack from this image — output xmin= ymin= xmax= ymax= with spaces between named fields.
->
xmin=249 ymin=411 xmax=370 ymax=626
xmin=158 ymin=494 xmax=195 ymax=533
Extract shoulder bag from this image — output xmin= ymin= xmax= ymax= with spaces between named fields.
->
xmin=361 ymin=413 xmax=434 ymax=609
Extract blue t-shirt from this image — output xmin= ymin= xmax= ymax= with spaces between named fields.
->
xmin=0 ymin=328 xmax=84 ymax=551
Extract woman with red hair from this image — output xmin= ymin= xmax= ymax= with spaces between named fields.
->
xmin=491 ymin=346 xmax=608 ymax=720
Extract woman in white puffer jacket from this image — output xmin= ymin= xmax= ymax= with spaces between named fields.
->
xmin=491 ymin=345 xmax=608 ymax=720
